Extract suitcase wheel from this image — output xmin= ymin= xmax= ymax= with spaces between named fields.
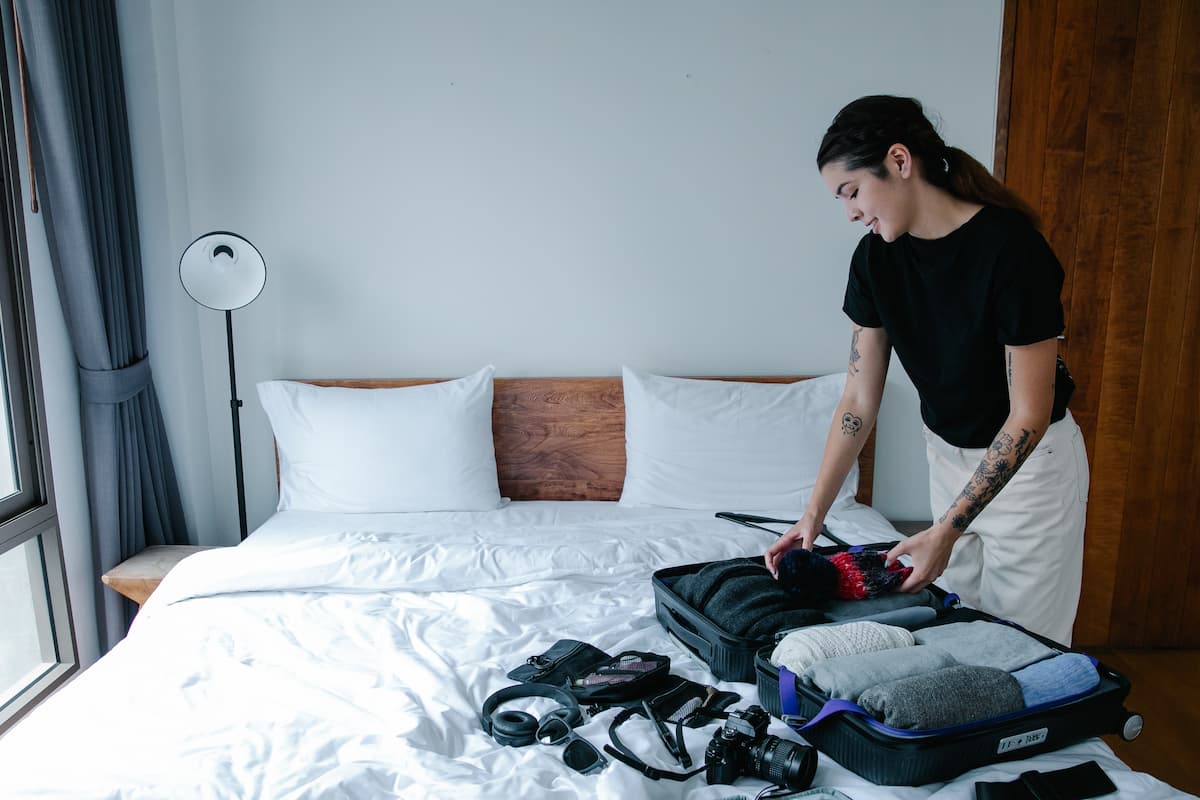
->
xmin=1120 ymin=712 xmax=1144 ymax=742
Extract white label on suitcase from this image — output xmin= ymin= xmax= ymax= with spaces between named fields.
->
xmin=997 ymin=727 xmax=1049 ymax=754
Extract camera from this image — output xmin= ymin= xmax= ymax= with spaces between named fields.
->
xmin=704 ymin=705 xmax=817 ymax=790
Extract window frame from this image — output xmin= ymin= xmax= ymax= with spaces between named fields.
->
xmin=0 ymin=9 xmax=78 ymax=734
xmin=0 ymin=140 xmax=40 ymax=524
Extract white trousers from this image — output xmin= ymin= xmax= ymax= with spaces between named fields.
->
xmin=926 ymin=410 xmax=1089 ymax=645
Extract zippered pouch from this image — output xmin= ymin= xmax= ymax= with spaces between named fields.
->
xmin=569 ymin=650 xmax=672 ymax=705
xmin=506 ymin=639 xmax=610 ymax=686
xmin=507 ymin=641 xmax=674 ymax=708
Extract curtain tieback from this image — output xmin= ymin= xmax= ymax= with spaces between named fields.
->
xmin=79 ymin=356 xmax=151 ymax=404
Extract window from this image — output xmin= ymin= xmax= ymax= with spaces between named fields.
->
xmin=0 ymin=24 xmax=77 ymax=734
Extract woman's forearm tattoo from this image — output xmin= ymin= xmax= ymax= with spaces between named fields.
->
xmin=848 ymin=327 xmax=862 ymax=376
xmin=841 ymin=412 xmax=863 ymax=436
xmin=937 ymin=427 xmax=1038 ymax=531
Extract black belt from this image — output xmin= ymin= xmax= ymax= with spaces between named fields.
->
xmin=975 ymin=760 xmax=1117 ymax=800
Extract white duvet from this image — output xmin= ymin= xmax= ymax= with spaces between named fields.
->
xmin=0 ymin=502 xmax=1189 ymax=799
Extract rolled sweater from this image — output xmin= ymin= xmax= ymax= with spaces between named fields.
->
xmin=770 ymin=621 xmax=914 ymax=673
xmin=673 ymin=558 xmax=826 ymax=638
xmin=858 ymin=664 xmax=1025 ymax=730
xmin=801 ymin=645 xmax=959 ymax=702
xmin=913 ymin=620 xmax=1058 ymax=672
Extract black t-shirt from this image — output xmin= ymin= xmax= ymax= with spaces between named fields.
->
xmin=842 ymin=205 xmax=1074 ymax=448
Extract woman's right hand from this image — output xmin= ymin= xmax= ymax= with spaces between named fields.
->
xmin=765 ymin=512 xmax=824 ymax=577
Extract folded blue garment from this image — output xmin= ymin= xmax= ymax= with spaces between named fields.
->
xmin=1012 ymin=652 xmax=1100 ymax=707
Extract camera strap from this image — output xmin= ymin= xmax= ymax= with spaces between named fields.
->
xmin=603 ymin=705 xmax=710 ymax=781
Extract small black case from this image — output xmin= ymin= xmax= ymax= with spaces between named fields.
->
xmin=507 ymin=639 xmax=610 ymax=686
xmin=507 ymin=640 xmax=672 ymax=708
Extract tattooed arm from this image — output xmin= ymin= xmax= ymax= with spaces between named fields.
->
xmin=767 ymin=323 xmax=891 ymax=575
xmin=886 ymin=338 xmax=1060 ymax=591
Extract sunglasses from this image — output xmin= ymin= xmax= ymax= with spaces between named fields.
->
xmin=536 ymin=715 xmax=609 ymax=775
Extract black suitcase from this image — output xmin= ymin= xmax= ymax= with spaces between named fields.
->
xmin=653 ymin=557 xmax=773 ymax=683
xmin=651 ymin=539 xmax=935 ymax=683
xmin=653 ymin=547 xmax=1144 ymax=785
xmin=755 ymin=615 xmax=1143 ymax=785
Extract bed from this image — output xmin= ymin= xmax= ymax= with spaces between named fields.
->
xmin=0 ymin=369 xmax=1189 ymax=800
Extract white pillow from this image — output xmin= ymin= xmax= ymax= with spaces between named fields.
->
xmin=257 ymin=365 xmax=503 ymax=512
xmin=618 ymin=367 xmax=858 ymax=511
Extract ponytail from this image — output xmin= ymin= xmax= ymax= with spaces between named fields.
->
xmin=943 ymin=146 xmax=1041 ymax=230
xmin=818 ymin=96 xmax=1040 ymax=230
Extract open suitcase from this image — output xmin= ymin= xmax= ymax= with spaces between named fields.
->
xmin=651 ymin=536 xmax=940 ymax=684
xmin=652 ymin=541 xmax=1145 ymax=786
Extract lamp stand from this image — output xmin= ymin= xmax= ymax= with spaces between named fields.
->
xmin=225 ymin=309 xmax=248 ymax=540
xmin=179 ymin=230 xmax=265 ymax=540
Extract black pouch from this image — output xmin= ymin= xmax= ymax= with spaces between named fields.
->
xmin=508 ymin=641 xmax=674 ymax=709
xmin=645 ymin=676 xmax=740 ymax=727
xmin=506 ymin=639 xmax=611 ymax=686
xmin=568 ymin=650 xmax=672 ymax=707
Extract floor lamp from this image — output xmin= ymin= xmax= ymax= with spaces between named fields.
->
xmin=179 ymin=231 xmax=267 ymax=540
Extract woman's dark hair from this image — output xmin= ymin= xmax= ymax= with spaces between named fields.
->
xmin=817 ymin=95 xmax=1040 ymax=229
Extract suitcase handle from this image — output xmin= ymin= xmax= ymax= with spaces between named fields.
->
xmin=714 ymin=512 xmax=849 ymax=548
xmin=664 ymin=606 xmax=714 ymax=664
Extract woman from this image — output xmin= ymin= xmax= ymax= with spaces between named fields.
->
xmin=765 ymin=95 xmax=1089 ymax=644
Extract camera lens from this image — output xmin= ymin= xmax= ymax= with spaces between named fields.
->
xmin=752 ymin=736 xmax=817 ymax=791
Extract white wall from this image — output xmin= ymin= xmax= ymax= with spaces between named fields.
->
xmin=120 ymin=0 xmax=1005 ymax=545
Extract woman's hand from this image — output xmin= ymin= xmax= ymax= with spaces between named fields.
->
xmin=885 ymin=524 xmax=961 ymax=592
xmin=765 ymin=513 xmax=824 ymax=577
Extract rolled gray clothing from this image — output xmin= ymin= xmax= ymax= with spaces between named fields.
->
xmin=858 ymin=664 xmax=1026 ymax=730
xmin=744 ymin=607 xmax=828 ymax=640
xmin=673 ymin=558 xmax=827 ymax=636
xmin=673 ymin=559 xmax=764 ymax=608
xmin=801 ymin=645 xmax=959 ymax=702
xmin=913 ymin=620 xmax=1059 ymax=671
xmin=810 ymin=605 xmax=937 ymax=631
xmin=822 ymin=588 xmax=939 ymax=621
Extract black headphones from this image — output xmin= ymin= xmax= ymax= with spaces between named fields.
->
xmin=481 ymin=683 xmax=585 ymax=747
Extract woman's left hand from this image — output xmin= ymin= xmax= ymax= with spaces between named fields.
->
xmin=885 ymin=524 xmax=961 ymax=592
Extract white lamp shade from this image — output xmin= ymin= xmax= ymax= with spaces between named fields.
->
xmin=179 ymin=231 xmax=266 ymax=310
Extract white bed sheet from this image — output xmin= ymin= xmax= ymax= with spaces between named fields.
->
xmin=0 ymin=502 xmax=1189 ymax=799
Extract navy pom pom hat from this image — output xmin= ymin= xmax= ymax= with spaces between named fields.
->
xmin=775 ymin=548 xmax=839 ymax=606
xmin=778 ymin=548 xmax=912 ymax=601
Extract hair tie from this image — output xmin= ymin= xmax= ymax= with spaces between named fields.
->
xmin=942 ymin=155 xmax=951 ymax=174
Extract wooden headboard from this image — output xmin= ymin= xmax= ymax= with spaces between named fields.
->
xmin=293 ymin=376 xmax=875 ymax=506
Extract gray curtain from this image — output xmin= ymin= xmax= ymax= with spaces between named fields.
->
xmin=15 ymin=0 xmax=188 ymax=651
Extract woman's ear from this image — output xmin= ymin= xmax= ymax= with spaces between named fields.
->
xmin=888 ymin=144 xmax=913 ymax=179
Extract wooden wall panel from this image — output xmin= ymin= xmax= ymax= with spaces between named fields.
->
xmin=1140 ymin=0 xmax=1200 ymax=645
xmin=1039 ymin=0 xmax=1098 ymax=328
xmin=1065 ymin=1 xmax=1141 ymax=645
xmin=1002 ymin=0 xmax=1200 ymax=646
xmin=1099 ymin=0 xmax=1184 ymax=645
xmin=1064 ymin=0 xmax=1139 ymax=454
xmin=992 ymin=0 xmax=1018 ymax=182
xmin=1004 ymin=0 xmax=1058 ymax=205
xmin=1180 ymin=231 xmax=1200 ymax=639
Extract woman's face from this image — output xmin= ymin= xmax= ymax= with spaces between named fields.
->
xmin=819 ymin=159 xmax=912 ymax=243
